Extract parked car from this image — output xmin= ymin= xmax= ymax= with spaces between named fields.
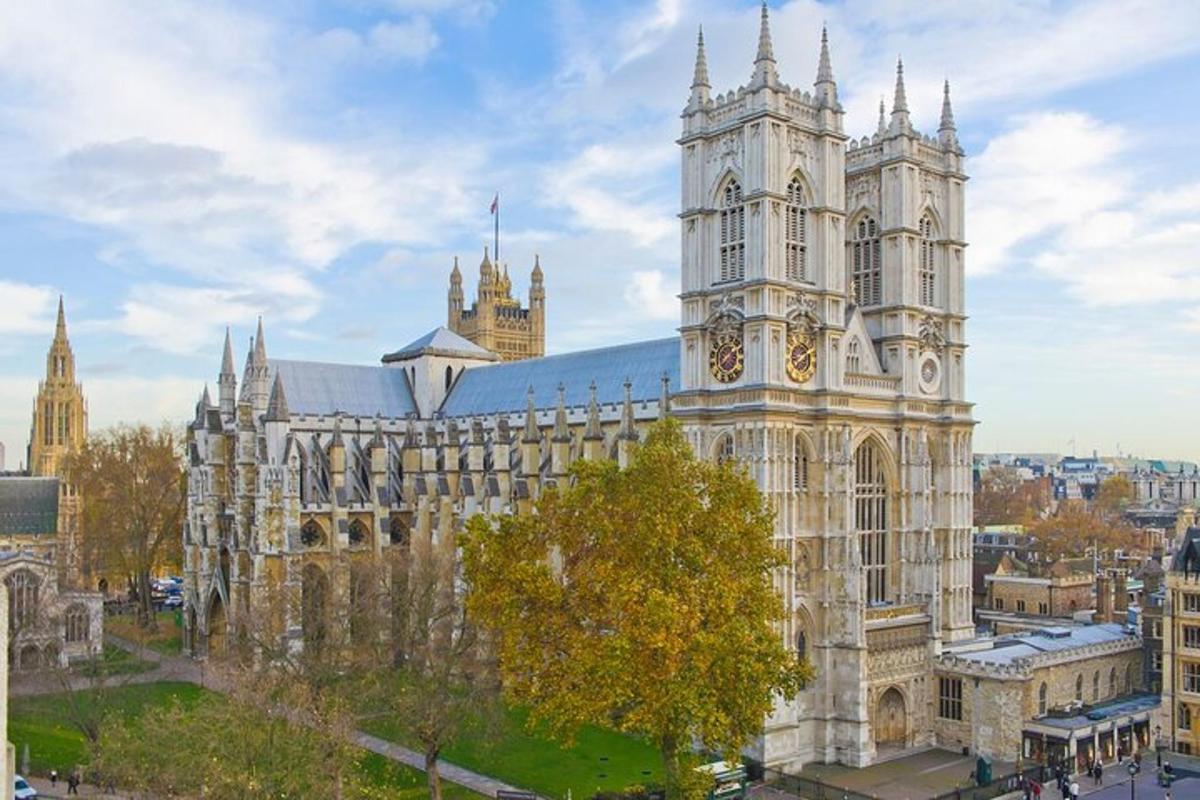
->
xmin=14 ymin=774 xmax=38 ymax=799
xmin=163 ymin=595 xmax=184 ymax=609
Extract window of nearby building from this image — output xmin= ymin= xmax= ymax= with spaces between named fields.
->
xmin=995 ymin=596 xmax=1004 ymax=611
xmin=716 ymin=434 xmax=735 ymax=466
xmin=851 ymin=217 xmax=881 ymax=305
xmin=1185 ymin=662 xmax=1200 ymax=693
xmin=1185 ymin=625 xmax=1200 ymax=649
xmin=1180 ymin=742 xmax=1194 ymax=756
xmin=1092 ymin=670 xmax=1100 ymax=701
xmin=6 ymin=569 xmax=39 ymax=633
xmin=938 ymin=677 xmax=963 ymax=721
xmin=1181 ymin=703 xmax=1193 ymax=731
xmin=1109 ymin=666 xmax=1117 ymax=698
xmin=1154 ymin=620 xmax=1163 ymax=638
xmin=919 ymin=215 xmax=935 ymax=306
xmin=1075 ymin=674 xmax=1083 ymax=702
xmin=785 ymin=178 xmax=807 ymax=282
xmin=1184 ymin=593 xmax=1200 ymax=613
xmin=1017 ymin=599 xmax=1027 ymax=613
xmin=1038 ymin=601 xmax=1049 ymax=615
xmin=855 ymin=440 xmax=889 ymax=605
xmin=719 ymin=181 xmax=745 ymax=283
xmin=1153 ymin=651 xmax=1163 ymax=673
xmin=64 ymin=604 xmax=88 ymax=644
xmin=1038 ymin=682 xmax=1048 ymax=716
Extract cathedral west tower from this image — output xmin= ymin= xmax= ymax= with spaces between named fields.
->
xmin=673 ymin=4 xmax=975 ymax=770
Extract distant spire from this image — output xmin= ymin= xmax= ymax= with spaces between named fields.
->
xmin=450 ymin=256 xmax=462 ymax=284
xmin=480 ymin=245 xmax=493 ymax=281
xmin=253 ymin=316 xmax=267 ymax=365
xmin=814 ymin=25 xmax=837 ymax=107
xmin=265 ymin=372 xmax=289 ymax=422
xmin=584 ymin=381 xmax=603 ymax=441
xmin=531 ymin=254 xmax=543 ymax=282
xmin=750 ymin=2 xmax=778 ymax=88
xmin=522 ymin=385 xmax=540 ymax=443
xmin=876 ymin=96 xmax=887 ymax=136
xmin=890 ymin=58 xmax=911 ymax=132
xmin=689 ymin=25 xmax=711 ymax=108
xmin=220 ymin=327 xmax=235 ymax=376
xmin=201 ymin=383 xmax=212 ymax=409
xmin=618 ymin=378 xmax=637 ymax=441
xmin=552 ymin=383 xmax=570 ymax=443
xmin=939 ymin=79 xmax=959 ymax=149
xmin=54 ymin=295 xmax=67 ymax=341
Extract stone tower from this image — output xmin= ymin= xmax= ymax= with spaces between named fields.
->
xmin=29 ymin=297 xmax=87 ymax=478
xmin=447 ymin=248 xmax=545 ymax=361
xmin=674 ymin=6 xmax=974 ymax=770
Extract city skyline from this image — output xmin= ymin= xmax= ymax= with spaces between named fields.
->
xmin=2 ymin=0 xmax=1200 ymax=460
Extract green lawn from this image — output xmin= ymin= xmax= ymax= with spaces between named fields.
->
xmin=361 ymin=705 xmax=662 ymax=798
xmin=71 ymin=644 xmax=156 ymax=677
xmin=9 ymin=682 xmax=483 ymax=798
xmin=105 ymin=609 xmax=183 ymax=656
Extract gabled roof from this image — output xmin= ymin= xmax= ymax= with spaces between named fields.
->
xmin=441 ymin=337 xmax=679 ymax=418
xmin=1172 ymin=527 xmax=1200 ymax=575
xmin=0 ymin=477 xmax=59 ymax=536
xmin=381 ymin=327 xmax=498 ymax=363
xmin=268 ymin=360 xmax=417 ymax=419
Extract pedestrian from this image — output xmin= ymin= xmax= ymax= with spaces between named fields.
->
xmin=1095 ymin=759 xmax=1103 ymax=786
xmin=1069 ymin=777 xmax=1079 ymax=800
xmin=67 ymin=770 xmax=80 ymax=795
xmin=49 ymin=769 xmax=58 ymax=787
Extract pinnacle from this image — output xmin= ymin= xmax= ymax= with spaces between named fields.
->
xmin=877 ymin=96 xmax=887 ymax=135
xmin=253 ymin=316 xmax=267 ymax=365
xmin=940 ymin=79 xmax=957 ymax=132
xmin=816 ymin=25 xmax=834 ymax=84
xmin=266 ymin=372 xmax=290 ymax=422
xmin=692 ymin=25 xmax=710 ymax=89
xmin=221 ymin=327 xmax=235 ymax=376
xmin=750 ymin=1 xmax=778 ymax=87
xmin=892 ymin=57 xmax=909 ymax=115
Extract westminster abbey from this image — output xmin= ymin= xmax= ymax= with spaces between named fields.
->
xmin=185 ymin=5 xmax=974 ymax=770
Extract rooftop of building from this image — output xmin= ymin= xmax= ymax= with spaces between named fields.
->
xmin=0 ymin=476 xmax=59 ymax=536
xmin=1029 ymin=692 xmax=1160 ymax=733
xmin=946 ymin=623 xmax=1136 ymax=667
xmin=1172 ymin=527 xmax=1200 ymax=575
xmin=381 ymin=326 xmax=498 ymax=363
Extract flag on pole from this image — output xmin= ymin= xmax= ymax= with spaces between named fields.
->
xmin=490 ymin=193 xmax=499 ymax=214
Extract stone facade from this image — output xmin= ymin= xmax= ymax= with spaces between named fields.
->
xmin=184 ymin=7 xmax=976 ymax=772
xmin=1163 ymin=529 xmax=1200 ymax=754
xmin=0 ymin=552 xmax=102 ymax=671
xmin=447 ymin=250 xmax=544 ymax=362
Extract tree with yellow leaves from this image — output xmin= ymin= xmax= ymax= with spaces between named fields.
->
xmin=462 ymin=419 xmax=812 ymax=799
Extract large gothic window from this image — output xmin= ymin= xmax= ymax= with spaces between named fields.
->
xmin=919 ymin=215 xmax=936 ymax=307
xmin=6 ymin=569 xmax=39 ymax=633
xmin=719 ymin=181 xmax=745 ymax=283
xmin=852 ymin=217 xmax=881 ymax=306
xmin=793 ymin=435 xmax=809 ymax=492
xmin=785 ymin=178 xmax=807 ymax=282
xmin=854 ymin=441 xmax=888 ymax=605
xmin=65 ymin=603 xmax=89 ymax=643
xmin=714 ymin=434 xmax=735 ymax=466
xmin=348 ymin=518 xmax=368 ymax=547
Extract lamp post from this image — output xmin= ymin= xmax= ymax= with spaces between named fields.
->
xmin=1128 ymin=760 xmax=1138 ymax=800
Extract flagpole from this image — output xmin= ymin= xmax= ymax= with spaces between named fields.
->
xmin=494 ymin=192 xmax=500 ymax=264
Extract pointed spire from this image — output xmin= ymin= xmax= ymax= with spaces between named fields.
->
xmin=552 ymin=383 xmax=570 ymax=442
xmin=814 ymin=25 xmax=837 ymax=108
xmin=531 ymin=254 xmax=543 ymax=282
xmin=220 ymin=327 xmax=235 ymax=376
xmin=689 ymin=25 xmax=711 ymax=109
xmin=890 ymin=58 xmax=911 ymax=132
xmin=939 ymin=79 xmax=959 ymax=150
xmin=584 ymin=381 xmax=603 ymax=441
xmin=522 ymin=385 xmax=540 ymax=443
xmin=201 ymin=384 xmax=212 ymax=409
xmin=750 ymin=2 xmax=778 ymax=88
xmin=618 ymin=378 xmax=637 ymax=441
xmin=54 ymin=295 xmax=67 ymax=340
xmin=253 ymin=316 xmax=267 ymax=365
xmin=266 ymin=372 xmax=290 ymax=422
xmin=876 ymin=96 xmax=887 ymax=136
xmin=658 ymin=372 xmax=671 ymax=420
xmin=450 ymin=256 xmax=462 ymax=283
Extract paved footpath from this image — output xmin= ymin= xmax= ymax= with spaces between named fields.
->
xmin=10 ymin=633 xmax=533 ymax=799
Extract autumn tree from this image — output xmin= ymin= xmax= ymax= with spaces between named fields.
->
xmin=463 ymin=419 xmax=812 ymax=799
xmin=1094 ymin=474 xmax=1135 ymax=517
xmin=66 ymin=424 xmax=184 ymax=627
xmin=974 ymin=466 xmax=1050 ymax=526
xmin=1029 ymin=500 xmax=1138 ymax=562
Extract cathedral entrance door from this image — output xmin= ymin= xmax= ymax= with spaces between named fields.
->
xmin=207 ymin=592 xmax=227 ymax=658
xmin=875 ymin=687 xmax=906 ymax=746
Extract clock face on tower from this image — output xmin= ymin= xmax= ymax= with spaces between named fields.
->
xmin=786 ymin=333 xmax=817 ymax=383
xmin=709 ymin=333 xmax=744 ymax=383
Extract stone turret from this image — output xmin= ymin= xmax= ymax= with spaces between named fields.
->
xmin=218 ymin=327 xmax=237 ymax=420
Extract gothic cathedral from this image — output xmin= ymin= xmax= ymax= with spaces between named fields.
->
xmin=674 ymin=8 xmax=974 ymax=768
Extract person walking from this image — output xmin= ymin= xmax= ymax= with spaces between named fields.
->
xmin=67 ymin=770 xmax=80 ymax=795
xmin=49 ymin=769 xmax=58 ymax=788
xmin=1069 ymin=777 xmax=1079 ymax=800
xmin=1095 ymin=758 xmax=1103 ymax=786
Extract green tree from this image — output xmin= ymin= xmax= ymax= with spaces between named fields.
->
xmin=462 ymin=419 xmax=811 ymax=799
xmin=66 ymin=424 xmax=184 ymax=628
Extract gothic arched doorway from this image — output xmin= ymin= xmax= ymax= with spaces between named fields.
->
xmin=207 ymin=591 xmax=227 ymax=658
xmin=875 ymin=687 xmax=907 ymax=746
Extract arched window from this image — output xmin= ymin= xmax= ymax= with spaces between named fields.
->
xmin=851 ymin=217 xmax=881 ymax=306
xmin=300 ymin=519 xmax=324 ymax=548
xmin=65 ymin=604 xmax=89 ymax=644
xmin=348 ymin=518 xmax=368 ymax=547
xmin=1038 ymin=682 xmax=1048 ymax=716
xmin=719 ymin=180 xmax=745 ymax=282
xmin=389 ymin=516 xmax=410 ymax=549
xmin=1126 ymin=663 xmax=1137 ymax=694
xmin=715 ymin=434 xmax=735 ymax=466
xmin=919 ymin=215 xmax=936 ymax=306
xmin=793 ymin=436 xmax=809 ymax=492
xmin=854 ymin=441 xmax=888 ymax=605
xmin=445 ymin=365 xmax=454 ymax=390
xmin=1092 ymin=670 xmax=1100 ymax=701
xmin=796 ymin=629 xmax=807 ymax=659
xmin=846 ymin=338 xmax=862 ymax=374
xmin=785 ymin=178 xmax=807 ymax=281
xmin=1108 ymin=666 xmax=1117 ymax=698
xmin=6 ymin=569 xmax=40 ymax=633
xmin=1075 ymin=674 xmax=1083 ymax=702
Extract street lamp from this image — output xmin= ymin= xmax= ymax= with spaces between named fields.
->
xmin=1128 ymin=760 xmax=1138 ymax=800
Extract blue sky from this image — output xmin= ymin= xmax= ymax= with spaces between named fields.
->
xmin=2 ymin=0 xmax=1200 ymax=465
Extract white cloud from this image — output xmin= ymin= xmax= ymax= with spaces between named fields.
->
xmin=624 ymin=270 xmax=678 ymax=321
xmin=0 ymin=281 xmax=56 ymax=335
xmin=317 ymin=16 xmax=440 ymax=64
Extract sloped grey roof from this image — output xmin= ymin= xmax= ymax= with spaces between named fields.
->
xmin=952 ymin=623 xmax=1133 ymax=666
xmin=382 ymin=327 xmax=498 ymax=363
xmin=0 ymin=477 xmax=59 ymax=535
xmin=1172 ymin=527 xmax=1200 ymax=574
xmin=441 ymin=337 xmax=679 ymax=417
xmin=269 ymin=360 xmax=417 ymax=418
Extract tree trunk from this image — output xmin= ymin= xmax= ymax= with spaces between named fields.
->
xmin=137 ymin=568 xmax=156 ymax=631
xmin=661 ymin=737 xmax=681 ymax=800
xmin=425 ymin=747 xmax=442 ymax=800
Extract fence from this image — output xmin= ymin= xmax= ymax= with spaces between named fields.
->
xmin=929 ymin=765 xmax=1046 ymax=800
xmin=762 ymin=769 xmax=879 ymax=800
xmin=763 ymin=764 xmax=1048 ymax=800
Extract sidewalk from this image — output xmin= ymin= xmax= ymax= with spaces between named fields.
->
xmin=22 ymin=775 xmax=137 ymax=799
